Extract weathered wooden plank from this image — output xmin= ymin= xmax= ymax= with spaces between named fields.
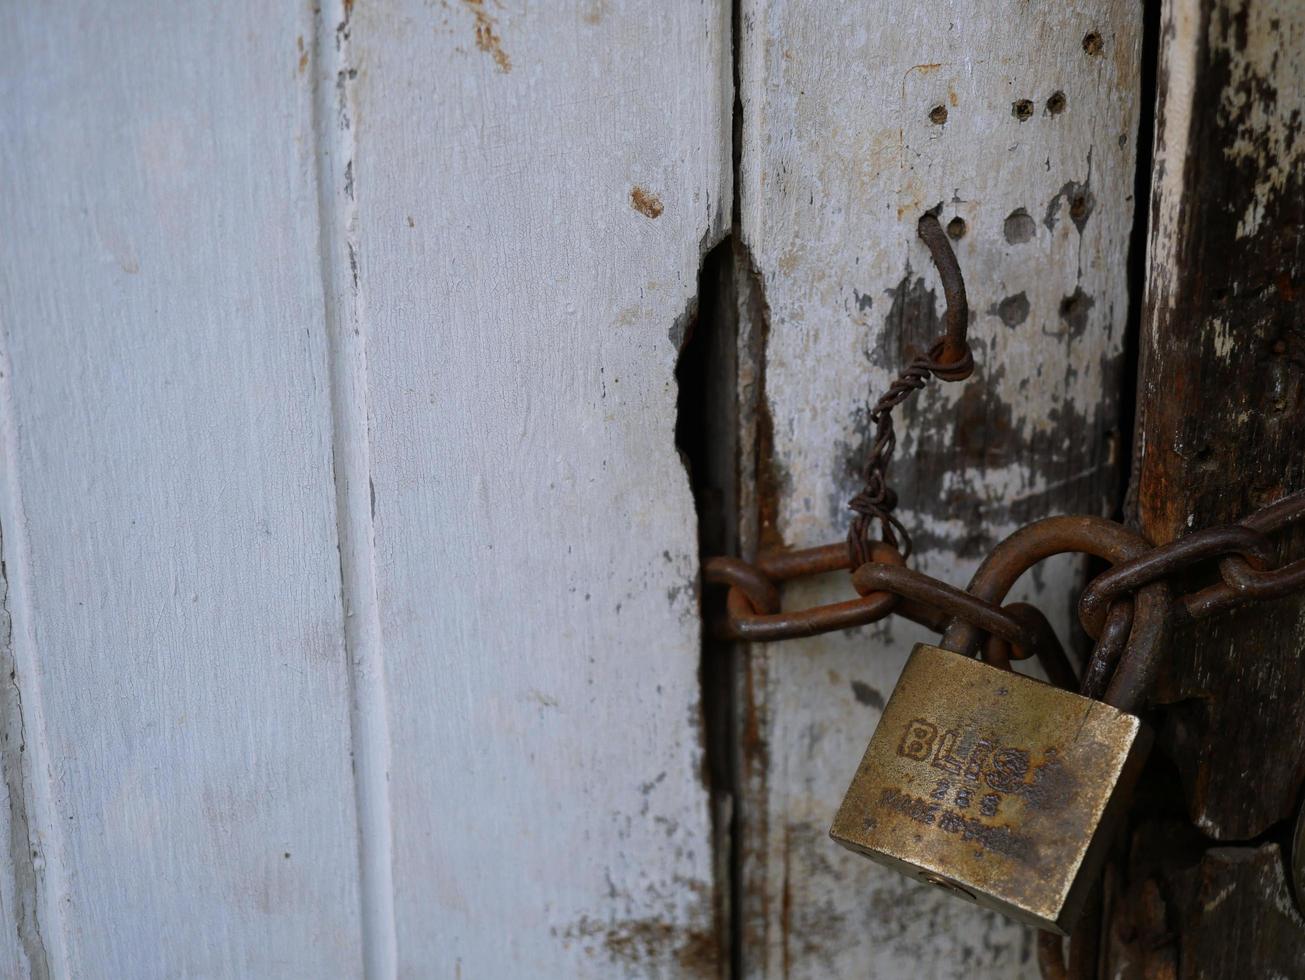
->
xmin=345 ymin=1 xmax=731 ymax=975
xmin=1133 ymin=0 xmax=1305 ymax=841
xmin=0 ymin=4 xmax=365 ymax=975
xmin=1104 ymin=827 xmax=1305 ymax=978
xmin=736 ymin=2 xmax=1143 ymax=974
xmin=0 ymin=520 xmax=40 ymax=977
xmin=1169 ymin=845 xmax=1305 ymax=978
xmin=1104 ymin=0 xmax=1305 ymax=971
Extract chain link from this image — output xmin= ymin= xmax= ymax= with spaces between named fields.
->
xmin=705 ymin=489 xmax=1305 ymax=696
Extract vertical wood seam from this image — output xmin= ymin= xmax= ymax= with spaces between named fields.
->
xmin=312 ymin=3 xmax=398 ymax=976
xmin=0 ymin=326 xmax=68 ymax=979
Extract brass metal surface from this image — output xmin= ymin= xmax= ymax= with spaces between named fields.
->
xmin=830 ymin=644 xmax=1150 ymax=934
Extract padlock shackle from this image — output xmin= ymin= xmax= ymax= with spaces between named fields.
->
xmin=939 ymin=516 xmax=1170 ymax=712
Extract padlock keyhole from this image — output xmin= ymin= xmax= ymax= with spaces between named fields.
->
xmin=919 ymin=872 xmax=976 ymax=901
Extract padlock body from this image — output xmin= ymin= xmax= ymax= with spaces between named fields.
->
xmin=830 ymin=643 xmax=1149 ymax=934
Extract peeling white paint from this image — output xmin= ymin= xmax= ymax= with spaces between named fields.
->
xmin=1212 ymin=1 xmax=1305 ymax=240
xmin=1210 ymin=316 xmax=1237 ymax=359
xmin=1148 ymin=0 xmax=1200 ymax=304
xmin=1203 ymin=882 xmax=1237 ymax=913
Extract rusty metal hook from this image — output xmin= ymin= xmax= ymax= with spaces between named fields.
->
xmin=916 ymin=212 xmax=972 ymax=381
xmin=847 ymin=213 xmax=975 ymax=565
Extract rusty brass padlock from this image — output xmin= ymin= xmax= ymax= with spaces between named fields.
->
xmin=832 ymin=518 xmax=1169 ymax=934
xmin=830 ymin=642 xmax=1149 ymax=933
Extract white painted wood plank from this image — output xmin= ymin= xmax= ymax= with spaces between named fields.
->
xmin=737 ymin=2 xmax=1142 ymax=976
xmin=345 ymin=1 xmax=731 ymax=975
xmin=314 ymin=1 xmax=398 ymax=975
xmin=0 ymin=518 xmax=38 ymax=978
xmin=0 ymin=4 xmax=365 ymax=976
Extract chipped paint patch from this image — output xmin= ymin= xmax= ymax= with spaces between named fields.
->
xmin=1209 ymin=316 xmax=1236 ymax=359
xmin=849 ymin=680 xmax=885 ymax=710
xmin=1203 ymin=881 xmax=1237 ymax=913
xmin=992 ymin=292 xmax=1030 ymax=327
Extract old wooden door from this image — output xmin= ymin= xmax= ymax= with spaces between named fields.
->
xmin=3 ymin=0 xmax=1299 ymax=978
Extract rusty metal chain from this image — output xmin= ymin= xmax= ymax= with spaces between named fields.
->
xmin=711 ymin=204 xmax=1305 ymax=696
xmin=847 ymin=212 xmax=973 ymax=567
xmin=705 ymin=488 xmax=1305 ymax=700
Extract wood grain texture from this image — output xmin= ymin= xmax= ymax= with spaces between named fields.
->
xmin=345 ymin=0 xmax=731 ymax=975
xmin=1168 ymin=845 xmax=1305 ymax=979
xmin=736 ymin=2 xmax=1142 ymax=975
xmin=1133 ymin=0 xmax=1305 ymax=841
xmin=0 ymin=4 xmax=366 ymax=975
xmin=4 ymin=0 xmax=732 ymax=976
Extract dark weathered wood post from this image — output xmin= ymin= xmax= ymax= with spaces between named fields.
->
xmin=1109 ymin=0 xmax=1305 ymax=973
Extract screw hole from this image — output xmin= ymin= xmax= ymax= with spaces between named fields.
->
xmin=929 ymin=104 xmax=948 ymax=125
xmin=946 ymin=217 xmax=967 ymax=239
xmin=1047 ymin=91 xmax=1067 ymax=114
xmin=1083 ymin=31 xmax=1104 ymax=55
xmin=1004 ymin=208 xmax=1036 ymax=244
xmin=1012 ymin=99 xmax=1034 ymax=121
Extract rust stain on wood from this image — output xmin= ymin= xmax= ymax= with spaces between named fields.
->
xmin=630 ymin=186 xmax=664 ymax=219
xmin=557 ymin=911 xmax=719 ymax=977
xmin=462 ymin=0 xmax=512 ymax=73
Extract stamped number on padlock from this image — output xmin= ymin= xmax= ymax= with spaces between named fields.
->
xmin=829 ymin=643 xmax=1150 ymax=934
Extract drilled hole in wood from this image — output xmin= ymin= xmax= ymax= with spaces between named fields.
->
xmin=1004 ymin=208 xmax=1036 ymax=244
xmin=1047 ymin=91 xmax=1067 ymax=114
xmin=1012 ymin=99 xmax=1034 ymax=121
xmin=929 ymin=104 xmax=948 ymax=125
xmin=946 ymin=217 xmax=967 ymax=239
xmin=1070 ymin=195 xmax=1089 ymax=221
xmin=1083 ymin=31 xmax=1104 ymax=55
